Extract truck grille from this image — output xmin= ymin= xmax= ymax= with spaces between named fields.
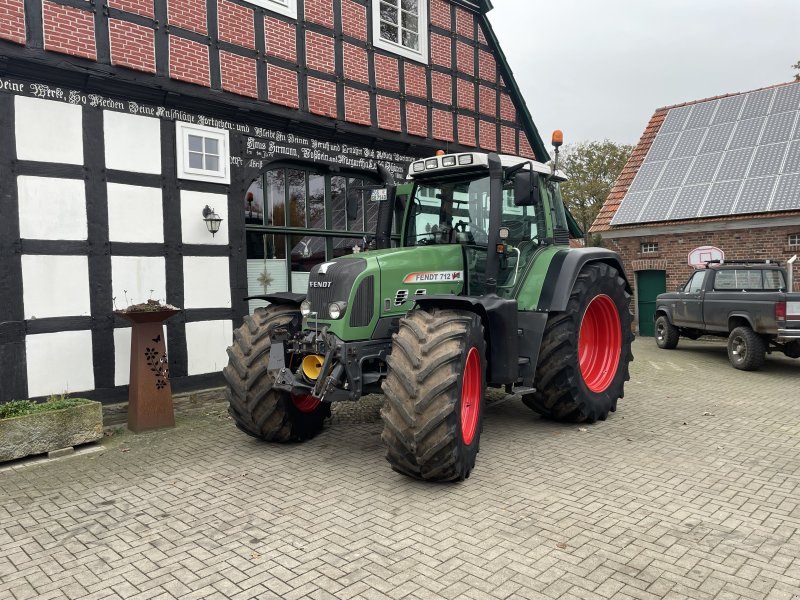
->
xmin=350 ymin=276 xmax=374 ymax=327
xmin=306 ymin=259 xmax=366 ymax=319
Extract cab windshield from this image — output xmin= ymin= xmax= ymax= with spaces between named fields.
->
xmin=405 ymin=175 xmax=539 ymax=247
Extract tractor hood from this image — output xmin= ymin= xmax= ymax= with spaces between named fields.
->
xmin=303 ymin=245 xmax=466 ymax=341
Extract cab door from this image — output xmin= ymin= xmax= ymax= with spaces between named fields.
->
xmin=674 ymin=271 xmax=707 ymax=328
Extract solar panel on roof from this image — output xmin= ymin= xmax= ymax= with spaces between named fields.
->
xmin=700 ymin=122 xmax=735 ymax=154
xmin=611 ymin=82 xmax=800 ymax=226
xmin=668 ymin=184 xmax=709 ymax=220
xmin=734 ymin=176 xmax=777 ymax=214
xmin=771 ymin=173 xmax=800 ymax=211
xmin=685 ymin=152 xmax=722 ymax=185
xmin=626 ymin=161 xmax=665 ymax=192
xmin=772 ymin=84 xmax=800 ymax=114
xmin=783 ymin=140 xmax=800 ymax=174
xmin=760 ymin=111 xmax=797 ymax=144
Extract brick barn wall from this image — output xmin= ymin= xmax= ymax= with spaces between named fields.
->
xmin=3 ymin=0 xmax=540 ymax=157
xmin=605 ymin=223 xmax=800 ymax=330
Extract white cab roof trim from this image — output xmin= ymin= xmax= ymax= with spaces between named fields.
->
xmin=408 ymin=152 xmax=566 ymax=181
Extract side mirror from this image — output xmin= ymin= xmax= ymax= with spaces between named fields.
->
xmin=513 ymin=171 xmax=540 ymax=207
xmin=346 ymin=187 xmax=361 ymax=221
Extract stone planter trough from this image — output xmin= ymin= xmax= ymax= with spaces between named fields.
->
xmin=0 ymin=401 xmax=103 ymax=463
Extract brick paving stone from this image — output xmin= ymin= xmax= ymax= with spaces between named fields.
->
xmin=1 ymin=339 xmax=800 ymax=599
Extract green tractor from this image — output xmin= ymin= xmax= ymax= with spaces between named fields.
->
xmin=224 ymin=135 xmax=634 ymax=482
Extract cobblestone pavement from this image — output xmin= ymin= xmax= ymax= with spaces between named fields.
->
xmin=1 ymin=338 xmax=799 ymax=600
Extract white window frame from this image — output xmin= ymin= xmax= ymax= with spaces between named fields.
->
xmin=372 ymin=0 xmax=429 ymax=64
xmin=640 ymin=242 xmax=659 ymax=254
xmin=789 ymin=233 xmax=800 ymax=246
xmin=246 ymin=0 xmax=297 ymax=19
xmin=176 ymin=122 xmax=230 ymax=184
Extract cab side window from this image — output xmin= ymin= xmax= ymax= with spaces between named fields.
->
xmin=686 ymin=271 xmax=707 ymax=293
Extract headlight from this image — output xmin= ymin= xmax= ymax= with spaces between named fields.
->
xmin=300 ymin=300 xmax=311 ymax=316
xmin=328 ymin=301 xmax=346 ymax=320
xmin=442 ymin=156 xmax=456 ymax=167
xmin=458 ymin=154 xmax=474 ymax=165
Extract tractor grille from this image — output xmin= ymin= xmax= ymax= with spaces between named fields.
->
xmin=306 ymin=258 xmax=366 ymax=319
xmin=349 ymin=276 xmax=374 ymax=327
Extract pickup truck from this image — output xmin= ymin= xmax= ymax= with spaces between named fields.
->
xmin=654 ymin=261 xmax=800 ymax=370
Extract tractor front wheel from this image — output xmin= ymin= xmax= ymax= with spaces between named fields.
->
xmin=381 ymin=309 xmax=485 ymax=482
xmin=224 ymin=305 xmax=330 ymax=442
xmin=523 ymin=262 xmax=633 ymax=423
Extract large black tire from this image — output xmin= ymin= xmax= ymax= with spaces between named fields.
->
xmin=727 ymin=326 xmax=766 ymax=371
xmin=224 ymin=305 xmax=330 ymax=442
xmin=523 ymin=262 xmax=633 ymax=423
xmin=655 ymin=315 xmax=679 ymax=349
xmin=381 ymin=309 xmax=485 ymax=482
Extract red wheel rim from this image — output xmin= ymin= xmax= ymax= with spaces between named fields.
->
xmin=460 ymin=347 xmax=481 ymax=445
xmin=291 ymin=394 xmax=321 ymax=413
xmin=578 ymin=294 xmax=622 ymax=393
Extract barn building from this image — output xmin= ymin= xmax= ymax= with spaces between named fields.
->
xmin=591 ymin=81 xmax=800 ymax=336
xmin=0 ymin=0 xmax=547 ymax=404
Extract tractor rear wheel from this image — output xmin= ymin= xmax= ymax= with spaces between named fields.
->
xmin=224 ymin=305 xmax=330 ymax=442
xmin=381 ymin=309 xmax=485 ymax=482
xmin=523 ymin=262 xmax=633 ymax=423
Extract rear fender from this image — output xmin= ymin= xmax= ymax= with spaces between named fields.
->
xmin=537 ymin=248 xmax=631 ymax=312
xmin=244 ymin=292 xmax=306 ymax=307
xmin=728 ymin=313 xmax=755 ymax=331
xmin=414 ymin=294 xmax=518 ymax=386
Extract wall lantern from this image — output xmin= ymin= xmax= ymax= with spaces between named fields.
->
xmin=202 ymin=205 xmax=222 ymax=237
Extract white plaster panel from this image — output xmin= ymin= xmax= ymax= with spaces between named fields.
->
xmin=111 ymin=256 xmax=167 ymax=308
xmin=107 ymin=183 xmax=164 ymax=243
xmin=182 ymin=257 xmax=231 ymax=309
xmin=185 ymin=320 xmax=233 ymax=375
xmin=15 ymin=96 xmax=84 ymax=164
xmin=180 ymin=190 xmax=229 ymax=245
xmin=21 ymin=255 xmax=91 ymax=319
xmin=26 ymin=330 xmax=94 ymax=397
xmin=17 ymin=176 xmax=88 ymax=240
xmin=103 ymin=111 xmax=162 ymax=174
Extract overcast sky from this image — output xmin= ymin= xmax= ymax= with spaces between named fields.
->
xmin=488 ymin=0 xmax=800 ymax=147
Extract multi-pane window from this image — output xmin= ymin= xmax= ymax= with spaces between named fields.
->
xmin=247 ymin=0 xmax=297 ymax=18
xmin=640 ymin=242 xmax=659 ymax=253
xmin=176 ymin=122 xmax=230 ymax=184
xmin=789 ymin=233 xmax=800 ymax=246
xmin=373 ymin=0 xmax=428 ymax=63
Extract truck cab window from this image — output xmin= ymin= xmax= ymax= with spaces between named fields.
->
xmin=685 ymin=271 xmax=706 ymax=293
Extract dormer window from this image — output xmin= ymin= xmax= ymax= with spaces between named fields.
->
xmin=373 ymin=0 xmax=429 ymax=63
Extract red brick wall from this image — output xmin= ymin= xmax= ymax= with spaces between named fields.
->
xmin=478 ymin=50 xmax=496 ymax=83
xmin=455 ymin=7 xmax=474 ymax=39
xmin=455 ymin=42 xmax=474 ymax=76
xmin=341 ymin=0 xmax=366 ymax=40
xmin=431 ymin=72 xmax=452 ymax=105
xmin=304 ymin=0 xmax=333 ymax=28
xmin=432 ymin=109 xmax=454 ymax=143
xmin=457 ymin=79 xmax=475 ymax=111
xmin=305 ymin=31 xmax=335 ymax=74
xmin=219 ymin=51 xmax=257 ymax=98
xmin=218 ymin=0 xmax=255 ymax=50
xmin=109 ymin=20 xmax=155 ymax=74
xmin=169 ymin=36 xmax=210 ymax=87
xmin=520 ymin=133 xmax=535 ymax=159
xmin=43 ymin=2 xmax=97 ymax=60
xmin=431 ymin=33 xmax=451 ymax=68
xmin=431 ymin=0 xmax=450 ymax=29
xmin=265 ymin=16 xmax=296 ymax=62
xmin=344 ymin=87 xmax=370 ymax=125
xmin=458 ymin=115 xmax=476 ymax=147
xmin=479 ymin=85 xmax=496 ymax=116
xmin=374 ymin=54 xmax=399 ymax=92
xmin=267 ymin=65 xmax=298 ymax=108
xmin=404 ymin=63 xmax=427 ymax=99
xmin=479 ymin=121 xmax=496 ymax=151
xmin=108 ymin=0 xmax=154 ymax=18
xmin=605 ymin=226 xmax=800 ymax=301
xmin=500 ymin=93 xmax=516 ymax=122
xmin=500 ymin=126 xmax=516 ymax=154
xmin=168 ymin=0 xmax=207 ymax=35
xmin=0 ymin=0 xmax=26 ymax=45
xmin=406 ymin=103 xmax=427 ymax=138
xmin=377 ymin=96 xmax=401 ymax=132
xmin=308 ymin=77 xmax=337 ymax=118
xmin=343 ymin=43 xmax=369 ymax=84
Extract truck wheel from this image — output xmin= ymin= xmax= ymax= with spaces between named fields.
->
xmin=523 ymin=262 xmax=633 ymax=423
xmin=655 ymin=315 xmax=679 ymax=349
xmin=224 ymin=305 xmax=330 ymax=442
xmin=727 ymin=326 xmax=766 ymax=371
xmin=381 ymin=309 xmax=485 ymax=482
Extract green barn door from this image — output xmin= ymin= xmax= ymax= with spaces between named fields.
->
xmin=637 ymin=270 xmax=666 ymax=337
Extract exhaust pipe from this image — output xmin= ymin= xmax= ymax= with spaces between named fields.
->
xmin=788 ymin=255 xmax=797 ymax=292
